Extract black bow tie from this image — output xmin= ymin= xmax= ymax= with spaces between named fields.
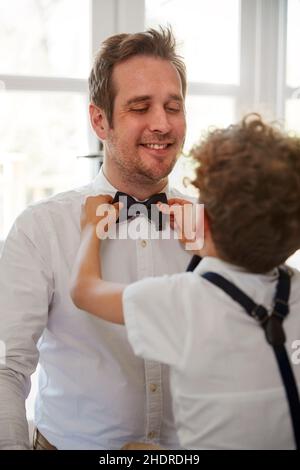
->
xmin=112 ymin=191 xmax=168 ymax=231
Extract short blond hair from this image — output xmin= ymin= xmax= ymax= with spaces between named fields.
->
xmin=88 ymin=27 xmax=186 ymax=127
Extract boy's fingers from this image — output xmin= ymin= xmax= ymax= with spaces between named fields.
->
xmin=157 ymin=203 xmax=181 ymax=231
xmin=107 ymin=202 xmax=123 ymax=221
xmin=156 ymin=202 xmax=171 ymax=214
xmin=103 ymin=195 xmax=113 ymax=204
xmin=85 ymin=194 xmax=113 ymax=207
xmin=113 ymin=201 xmax=124 ymax=212
xmin=95 ymin=194 xmax=113 ymax=202
xmin=167 ymin=198 xmax=192 ymax=206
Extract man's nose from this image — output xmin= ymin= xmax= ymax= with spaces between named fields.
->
xmin=148 ymin=108 xmax=172 ymax=134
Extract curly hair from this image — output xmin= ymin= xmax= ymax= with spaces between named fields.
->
xmin=88 ymin=26 xmax=186 ymax=127
xmin=191 ymin=114 xmax=300 ymax=273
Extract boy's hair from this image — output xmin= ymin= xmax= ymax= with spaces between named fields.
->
xmin=191 ymin=114 xmax=300 ymax=273
xmin=88 ymin=27 xmax=186 ymax=127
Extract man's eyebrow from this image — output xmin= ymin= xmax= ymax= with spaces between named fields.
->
xmin=125 ymin=94 xmax=183 ymax=107
xmin=168 ymin=94 xmax=183 ymax=103
xmin=125 ymin=96 xmax=151 ymax=106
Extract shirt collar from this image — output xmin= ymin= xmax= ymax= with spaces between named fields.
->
xmin=194 ymin=256 xmax=279 ymax=282
xmin=91 ymin=166 xmax=170 ymax=199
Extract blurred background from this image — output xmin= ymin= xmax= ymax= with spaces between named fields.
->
xmin=0 ymin=0 xmax=300 ymax=427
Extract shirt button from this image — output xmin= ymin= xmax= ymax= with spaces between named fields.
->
xmin=149 ymin=383 xmax=157 ymax=392
xmin=147 ymin=431 xmax=156 ymax=440
xmin=141 ymin=240 xmax=147 ymax=248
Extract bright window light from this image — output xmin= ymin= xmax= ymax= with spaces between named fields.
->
xmin=146 ymin=0 xmax=240 ymax=85
xmin=0 ymin=0 xmax=90 ymax=78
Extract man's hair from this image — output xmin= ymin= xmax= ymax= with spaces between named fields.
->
xmin=191 ymin=114 xmax=300 ymax=273
xmin=88 ymin=27 xmax=186 ymax=127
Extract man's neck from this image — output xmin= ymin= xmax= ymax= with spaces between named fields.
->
xmin=102 ymin=165 xmax=168 ymax=201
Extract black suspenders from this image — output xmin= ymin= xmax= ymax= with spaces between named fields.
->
xmin=186 ymin=255 xmax=202 ymax=272
xmin=202 ymin=268 xmax=300 ymax=449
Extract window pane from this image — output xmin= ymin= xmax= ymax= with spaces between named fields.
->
xmin=169 ymin=96 xmax=235 ymax=193
xmin=145 ymin=0 xmax=240 ymax=85
xmin=185 ymin=95 xmax=236 ymax=150
xmin=286 ymin=0 xmax=300 ymax=87
xmin=0 ymin=91 xmax=90 ymax=237
xmin=0 ymin=0 xmax=90 ymax=78
xmin=285 ymin=99 xmax=300 ymax=134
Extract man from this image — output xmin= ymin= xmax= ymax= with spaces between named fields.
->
xmin=0 ymin=27 xmax=191 ymax=450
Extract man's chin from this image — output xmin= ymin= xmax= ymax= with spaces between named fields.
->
xmin=140 ymin=160 xmax=177 ymax=182
xmin=139 ymin=166 xmax=173 ymax=184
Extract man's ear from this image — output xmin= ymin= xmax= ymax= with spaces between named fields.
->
xmin=89 ymin=103 xmax=109 ymax=140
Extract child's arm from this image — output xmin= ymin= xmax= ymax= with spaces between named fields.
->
xmin=70 ymin=195 xmax=125 ymax=324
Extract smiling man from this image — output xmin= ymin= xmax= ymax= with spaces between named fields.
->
xmin=0 ymin=28 xmax=193 ymax=450
xmin=89 ymin=31 xmax=186 ymax=200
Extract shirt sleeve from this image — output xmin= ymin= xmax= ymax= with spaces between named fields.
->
xmin=123 ymin=273 xmax=192 ymax=368
xmin=0 ymin=207 xmax=54 ymax=449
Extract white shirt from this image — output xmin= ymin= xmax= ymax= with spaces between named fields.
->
xmin=0 ymin=169 xmax=192 ymax=450
xmin=123 ymin=256 xmax=300 ymax=450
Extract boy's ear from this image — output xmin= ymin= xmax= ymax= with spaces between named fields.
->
xmin=89 ymin=103 xmax=109 ymax=140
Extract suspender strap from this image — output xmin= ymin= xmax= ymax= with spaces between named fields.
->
xmin=202 ymin=268 xmax=300 ymax=449
xmin=186 ymin=255 xmax=202 ymax=272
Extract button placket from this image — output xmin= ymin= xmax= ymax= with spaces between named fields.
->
xmin=144 ymin=360 xmax=162 ymax=442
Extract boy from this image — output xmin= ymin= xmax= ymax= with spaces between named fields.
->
xmin=70 ymin=114 xmax=300 ymax=449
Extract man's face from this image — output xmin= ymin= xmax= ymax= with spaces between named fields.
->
xmin=101 ymin=55 xmax=186 ymax=185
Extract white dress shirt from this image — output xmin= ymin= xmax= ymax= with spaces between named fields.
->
xmin=0 ymin=169 xmax=192 ymax=450
xmin=123 ymin=256 xmax=300 ymax=449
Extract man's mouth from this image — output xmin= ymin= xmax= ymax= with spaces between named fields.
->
xmin=140 ymin=143 xmax=172 ymax=150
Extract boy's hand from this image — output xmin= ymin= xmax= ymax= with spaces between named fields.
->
xmin=159 ymin=198 xmax=192 ymax=231
xmin=158 ymin=198 xmax=204 ymax=252
xmin=81 ymin=195 xmax=122 ymax=238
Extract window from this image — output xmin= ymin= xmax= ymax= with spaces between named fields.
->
xmin=0 ymin=91 xmax=91 ymax=236
xmin=0 ymin=0 xmax=90 ymax=77
xmin=0 ymin=0 xmax=92 ymax=239
xmin=146 ymin=0 xmax=240 ymax=85
xmin=146 ymin=0 xmax=240 ymax=193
